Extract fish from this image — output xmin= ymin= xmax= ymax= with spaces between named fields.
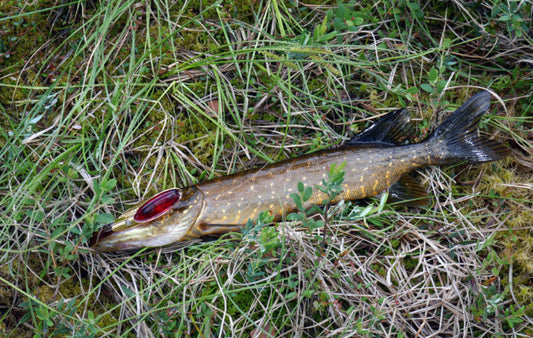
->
xmin=90 ymin=91 xmax=510 ymax=252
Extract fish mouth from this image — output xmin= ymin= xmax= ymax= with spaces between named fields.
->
xmin=88 ymin=188 xmax=185 ymax=250
xmin=89 ymin=187 xmax=206 ymax=252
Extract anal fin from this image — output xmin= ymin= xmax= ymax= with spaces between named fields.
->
xmin=388 ymin=175 xmax=430 ymax=206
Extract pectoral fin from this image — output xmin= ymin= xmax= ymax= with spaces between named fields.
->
xmin=388 ymin=175 xmax=430 ymax=206
xmin=185 ymin=223 xmax=244 ymax=239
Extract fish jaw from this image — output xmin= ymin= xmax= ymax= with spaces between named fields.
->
xmin=90 ymin=187 xmax=205 ymax=252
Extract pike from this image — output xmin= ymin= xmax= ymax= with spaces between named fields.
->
xmin=90 ymin=91 xmax=510 ymax=252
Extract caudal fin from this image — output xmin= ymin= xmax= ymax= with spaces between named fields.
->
xmin=428 ymin=91 xmax=510 ymax=164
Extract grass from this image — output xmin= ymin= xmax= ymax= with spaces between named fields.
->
xmin=0 ymin=0 xmax=532 ymax=336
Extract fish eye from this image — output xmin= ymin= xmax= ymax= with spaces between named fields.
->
xmin=134 ymin=189 xmax=181 ymax=222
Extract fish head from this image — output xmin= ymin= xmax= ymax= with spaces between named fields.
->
xmin=89 ymin=187 xmax=204 ymax=252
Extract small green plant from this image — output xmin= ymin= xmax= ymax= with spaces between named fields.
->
xmin=300 ymin=1 xmax=380 ymax=45
xmin=242 ymin=210 xmax=280 ymax=281
xmin=19 ymin=300 xmax=57 ymax=337
xmin=469 ymin=282 xmax=526 ymax=331
xmin=35 ymin=303 xmax=54 ymax=335
xmin=286 ymin=181 xmax=325 ymax=231
xmin=284 ymin=162 xmax=346 ymax=256
xmin=327 ymin=1 xmax=376 ymax=35
xmin=242 ymin=209 xmax=275 ymax=241
xmin=311 ymin=16 xmax=337 ymax=44
xmin=315 ymin=162 xmax=346 ymax=202
xmin=490 ymin=0 xmax=530 ymax=39
xmin=75 ymin=178 xmax=117 ymax=243
xmin=469 ymin=239 xmax=527 ymax=330
xmin=420 ymin=66 xmax=449 ymax=95
xmin=503 ymin=304 xmax=525 ymax=329
xmin=287 ymin=162 xmax=346 ymax=230
xmin=93 ymin=178 xmax=117 ymax=206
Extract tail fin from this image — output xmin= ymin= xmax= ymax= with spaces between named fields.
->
xmin=427 ymin=91 xmax=510 ymax=164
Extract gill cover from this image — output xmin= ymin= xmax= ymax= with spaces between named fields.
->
xmin=90 ymin=187 xmax=205 ymax=252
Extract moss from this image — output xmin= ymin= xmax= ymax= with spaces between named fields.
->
xmin=0 ymin=246 xmax=119 ymax=334
xmin=478 ymin=161 xmax=531 ymax=199
xmin=499 ymin=229 xmax=533 ymax=313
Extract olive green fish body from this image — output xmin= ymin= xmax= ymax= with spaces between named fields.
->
xmin=90 ymin=92 xmax=510 ymax=252
xmin=189 ymin=143 xmax=427 ymax=233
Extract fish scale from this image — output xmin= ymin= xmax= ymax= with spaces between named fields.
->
xmin=196 ymin=143 xmax=426 ymax=226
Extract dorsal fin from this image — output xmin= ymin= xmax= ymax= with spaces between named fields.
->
xmin=348 ymin=109 xmax=414 ymax=145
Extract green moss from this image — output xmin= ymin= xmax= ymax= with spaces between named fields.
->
xmin=0 ymin=11 xmax=49 ymax=111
